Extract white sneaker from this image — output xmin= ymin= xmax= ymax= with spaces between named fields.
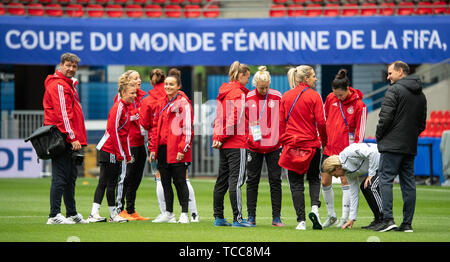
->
xmin=87 ymin=213 xmax=107 ymax=223
xmin=322 ymin=215 xmax=337 ymax=228
xmin=152 ymin=212 xmax=176 ymax=223
xmin=191 ymin=213 xmax=199 ymax=223
xmin=178 ymin=212 xmax=190 ymax=224
xmin=295 ymin=221 xmax=306 ymax=230
xmin=46 ymin=213 xmax=75 ymax=225
xmin=336 ymin=218 xmax=347 ymax=228
xmin=67 ymin=213 xmax=89 ymax=224
xmin=109 ymin=214 xmax=128 ymax=223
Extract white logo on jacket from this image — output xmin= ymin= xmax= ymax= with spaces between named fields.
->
xmin=347 ymin=106 xmax=354 ymax=114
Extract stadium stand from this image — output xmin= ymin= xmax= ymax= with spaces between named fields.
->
xmin=421 ymin=110 xmax=450 ymax=138
xmin=28 ymin=3 xmax=45 ymax=16
xmin=6 ymin=3 xmax=25 ymax=16
xmin=66 ymin=4 xmax=84 ymax=17
xmin=45 ymin=4 xmax=64 ymax=17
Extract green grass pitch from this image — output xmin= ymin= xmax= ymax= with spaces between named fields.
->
xmin=0 ymin=176 xmax=449 ymax=242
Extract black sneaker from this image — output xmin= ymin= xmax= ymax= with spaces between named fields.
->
xmin=396 ymin=223 xmax=413 ymax=232
xmin=373 ymin=219 xmax=397 ymax=232
xmin=361 ymin=220 xmax=380 ymax=230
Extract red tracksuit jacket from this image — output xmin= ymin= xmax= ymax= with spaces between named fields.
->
xmin=278 ymin=82 xmax=327 ymax=174
xmin=212 ymin=80 xmax=249 ymax=149
xmin=43 ymin=70 xmax=87 ymax=145
xmin=140 ymin=82 xmax=166 ymax=132
xmin=97 ymin=98 xmax=132 ymax=162
xmin=149 ymin=91 xmax=193 ymax=164
xmin=246 ymin=88 xmax=282 ymax=154
xmin=323 ymin=87 xmax=367 ymax=156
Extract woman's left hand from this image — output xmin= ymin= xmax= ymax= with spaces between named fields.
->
xmin=176 ymin=152 xmax=184 ymax=161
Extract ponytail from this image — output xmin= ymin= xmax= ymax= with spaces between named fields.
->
xmin=229 ymin=61 xmax=250 ymax=81
xmin=332 ymin=69 xmax=349 ymax=91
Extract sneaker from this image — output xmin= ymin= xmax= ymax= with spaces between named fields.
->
xmin=373 ymin=219 xmax=397 ymax=232
xmin=247 ymin=215 xmax=256 ymax=226
xmin=214 ymin=217 xmax=232 ymax=227
xmin=152 ymin=212 xmax=176 ymax=223
xmin=67 ymin=213 xmax=89 ymax=224
xmin=322 ymin=215 xmax=337 ymax=228
xmin=295 ymin=221 xmax=306 ymax=230
xmin=308 ymin=212 xmax=322 ymax=230
xmin=232 ymin=219 xmax=254 ymax=227
xmin=361 ymin=219 xmax=380 ymax=230
xmin=396 ymin=222 xmax=413 ymax=232
xmin=190 ymin=213 xmax=199 ymax=223
xmin=129 ymin=211 xmax=150 ymax=221
xmin=119 ymin=210 xmax=137 ymax=221
xmin=178 ymin=212 xmax=190 ymax=224
xmin=272 ymin=216 xmax=285 ymax=227
xmin=46 ymin=213 xmax=75 ymax=225
xmin=335 ymin=218 xmax=347 ymax=228
xmin=87 ymin=213 xmax=107 ymax=223
xmin=109 ymin=214 xmax=128 ymax=223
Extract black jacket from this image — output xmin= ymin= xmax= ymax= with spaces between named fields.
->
xmin=376 ymin=75 xmax=427 ymax=155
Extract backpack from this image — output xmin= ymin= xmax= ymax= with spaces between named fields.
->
xmin=24 ymin=125 xmax=67 ymax=160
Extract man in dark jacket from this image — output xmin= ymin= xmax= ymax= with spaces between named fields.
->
xmin=374 ymin=61 xmax=427 ymax=232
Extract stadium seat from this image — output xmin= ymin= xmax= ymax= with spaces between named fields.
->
xmin=106 ymin=4 xmax=124 ymax=18
xmin=27 ymin=3 xmax=45 ymax=16
xmin=87 ymin=4 xmax=104 ymax=17
xmin=57 ymin=0 xmax=71 ymax=4
xmin=126 ymin=4 xmax=143 ymax=18
xmin=305 ymin=4 xmax=322 ymax=17
xmin=152 ymin=0 xmax=167 ymax=3
xmin=291 ymin=0 xmax=306 ymax=3
xmin=270 ymin=4 xmax=285 ymax=17
xmin=379 ymin=2 xmax=395 ymax=16
xmin=76 ymin=0 xmax=91 ymax=4
xmin=184 ymin=5 xmax=201 ymax=18
xmin=273 ymin=0 xmax=288 ymax=3
xmin=114 ymin=0 xmax=129 ymax=3
xmin=287 ymin=4 xmax=304 ymax=17
xmin=188 ymin=0 xmax=203 ymax=3
xmin=66 ymin=4 xmax=84 ymax=17
xmin=7 ymin=3 xmax=25 ymax=16
xmin=416 ymin=2 xmax=433 ymax=15
xmin=203 ymin=4 xmax=219 ymax=18
xmin=45 ymin=4 xmax=63 ymax=17
xmin=360 ymin=3 xmax=377 ymax=16
xmin=310 ymin=0 xmax=323 ymax=3
xmin=165 ymin=4 xmax=182 ymax=18
xmin=342 ymin=3 xmax=359 ymax=16
xmin=145 ymin=4 xmax=162 ymax=18
xmin=397 ymin=2 xmax=415 ymax=16
xmin=133 ymin=0 xmax=148 ymax=4
xmin=433 ymin=1 xmax=448 ymax=14
xmin=324 ymin=4 xmax=340 ymax=17
xmin=170 ymin=0 xmax=185 ymax=3
xmin=431 ymin=110 xmax=444 ymax=124
xmin=96 ymin=0 xmax=110 ymax=4
xmin=38 ymin=0 xmax=53 ymax=3
xmin=0 ymin=3 xmax=5 ymax=16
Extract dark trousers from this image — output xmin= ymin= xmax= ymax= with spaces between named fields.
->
xmin=121 ymin=145 xmax=147 ymax=214
xmin=157 ymin=145 xmax=189 ymax=213
xmin=287 ymin=148 xmax=321 ymax=222
xmin=246 ymin=148 xmax=282 ymax=219
xmin=379 ymin=152 xmax=416 ymax=224
xmin=94 ymin=150 xmax=123 ymax=208
xmin=49 ymin=147 xmax=78 ymax=218
xmin=213 ymin=148 xmax=247 ymax=222
xmin=360 ymin=173 xmax=383 ymax=221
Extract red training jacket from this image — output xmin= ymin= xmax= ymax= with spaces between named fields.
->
xmin=140 ymin=82 xmax=166 ymax=132
xmin=43 ymin=70 xmax=87 ymax=146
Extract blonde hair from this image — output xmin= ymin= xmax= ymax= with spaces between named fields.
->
xmin=252 ymin=66 xmax=271 ymax=87
xmin=229 ymin=61 xmax=250 ymax=81
xmin=118 ymin=70 xmax=137 ymax=95
xmin=322 ymin=155 xmax=342 ymax=174
xmin=287 ymin=65 xmax=314 ymax=89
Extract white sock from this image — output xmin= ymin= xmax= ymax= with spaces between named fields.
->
xmin=186 ymin=179 xmax=198 ymax=215
xmin=108 ymin=206 xmax=117 ymax=217
xmin=91 ymin=202 xmax=101 ymax=215
xmin=322 ymin=185 xmax=336 ymax=217
xmin=156 ymin=178 xmax=166 ymax=214
xmin=341 ymin=185 xmax=350 ymax=219
xmin=311 ymin=204 xmax=319 ymax=214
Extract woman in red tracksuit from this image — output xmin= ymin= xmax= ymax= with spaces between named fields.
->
xmin=89 ymin=75 xmax=136 ymax=223
xmin=149 ymin=68 xmax=194 ymax=224
xmin=321 ymin=69 xmax=368 ymax=229
xmin=279 ymin=65 xmax=327 ymax=230
xmin=245 ymin=66 xmax=284 ymax=227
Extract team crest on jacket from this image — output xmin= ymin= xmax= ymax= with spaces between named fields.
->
xmin=347 ymin=106 xmax=354 ymax=114
xmin=268 ymin=100 xmax=275 ymax=108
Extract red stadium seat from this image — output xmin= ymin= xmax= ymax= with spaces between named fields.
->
xmin=27 ymin=3 xmax=45 ymax=16
xmin=273 ymin=0 xmax=288 ymax=3
xmin=45 ymin=4 xmax=63 ymax=17
xmin=165 ymin=4 xmax=182 ymax=18
xmin=7 ymin=3 xmax=25 ymax=16
xmin=287 ymin=4 xmax=303 ymax=17
xmin=114 ymin=0 xmax=129 ymax=3
xmin=57 ymin=0 xmax=71 ymax=4
xmin=342 ymin=3 xmax=359 ymax=16
xmin=431 ymin=110 xmax=444 ymax=124
xmin=38 ymin=0 xmax=53 ymax=3
xmin=184 ymin=5 xmax=201 ymax=18
xmin=145 ymin=4 xmax=162 ymax=18
xmin=152 ymin=0 xmax=167 ymax=3
xmin=133 ymin=0 xmax=148 ymax=4
xmin=360 ymin=3 xmax=378 ymax=16
xmin=96 ymin=0 xmax=110 ymax=4
xmin=305 ymin=4 xmax=322 ymax=17
xmin=66 ymin=4 xmax=84 ymax=17
xmin=397 ymin=2 xmax=415 ymax=16
xmin=189 ymin=0 xmax=203 ymax=3
xmin=416 ymin=2 xmax=433 ymax=15
xmin=170 ymin=0 xmax=185 ymax=3
xmin=324 ymin=4 xmax=340 ymax=17
xmin=203 ymin=4 xmax=219 ymax=18
xmin=106 ymin=4 xmax=124 ymax=18
xmin=270 ymin=4 xmax=285 ymax=17
xmin=291 ymin=0 xmax=306 ymax=3
xmin=76 ymin=0 xmax=91 ymax=4
xmin=126 ymin=4 xmax=143 ymax=18
xmin=87 ymin=4 xmax=104 ymax=17
xmin=0 ymin=3 xmax=5 ymax=15
xmin=433 ymin=1 xmax=448 ymax=14
xmin=379 ymin=2 xmax=395 ymax=16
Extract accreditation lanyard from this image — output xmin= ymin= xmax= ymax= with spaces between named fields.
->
xmin=339 ymin=101 xmax=355 ymax=143
xmin=338 ymin=101 xmax=349 ymax=128
xmin=286 ymin=87 xmax=309 ymax=123
xmin=258 ymin=92 xmax=269 ymax=123
xmin=250 ymin=92 xmax=269 ymax=142
xmin=159 ymin=94 xmax=179 ymax=117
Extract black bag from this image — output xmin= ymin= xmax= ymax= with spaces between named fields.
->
xmin=24 ymin=125 xmax=67 ymax=160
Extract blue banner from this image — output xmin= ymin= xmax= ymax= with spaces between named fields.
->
xmin=0 ymin=16 xmax=449 ymax=66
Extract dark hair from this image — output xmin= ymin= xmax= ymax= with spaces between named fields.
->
xmin=150 ymin=68 xmax=166 ymax=85
xmin=389 ymin=61 xmax=410 ymax=75
xmin=167 ymin=68 xmax=181 ymax=87
xmin=332 ymin=69 xmax=349 ymax=91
